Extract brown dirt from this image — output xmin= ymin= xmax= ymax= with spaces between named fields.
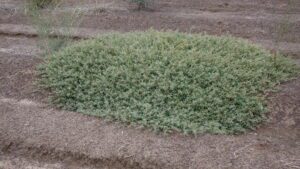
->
xmin=1 ymin=0 xmax=300 ymax=58
xmin=0 ymin=0 xmax=300 ymax=168
xmin=0 ymin=57 xmax=299 ymax=169
xmin=0 ymin=35 xmax=299 ymax=169
xmin=2 ymin=0 xmax=300 ymax=42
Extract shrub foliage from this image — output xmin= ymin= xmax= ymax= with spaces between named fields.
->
xmin=39 ymin=31 xmax=299 ymax=134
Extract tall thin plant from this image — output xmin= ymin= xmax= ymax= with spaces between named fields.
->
xmin=26 ymin=0 xmax=82 ymax=56
xmin=272 ymin=0 xmax=294 ymax=58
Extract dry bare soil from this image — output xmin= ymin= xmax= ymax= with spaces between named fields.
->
xmin=0 ymin=0 xmax=300 ymax=169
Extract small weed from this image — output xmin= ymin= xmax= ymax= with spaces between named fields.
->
xmin=26 ymin=0 xmax=81 ymax=56
xmin=272 ymin=0 xmax=294 ymax=57
xmin=130 ymin=0 xmax=153 ymax=10
xmin=26 ymin=0 xmax=60 ymax=10
xmin=93 ymin=7 xmax=107 ymax=15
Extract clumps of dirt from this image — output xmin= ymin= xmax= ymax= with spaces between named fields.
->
xmin=0 ymin=53 xmax=47 ymax=102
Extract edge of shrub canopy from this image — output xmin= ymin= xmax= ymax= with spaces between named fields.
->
xmin=38 ymin=30 xmax=299 ymax=134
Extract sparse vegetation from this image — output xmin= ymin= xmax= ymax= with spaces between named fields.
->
xmin=272 ymin=0 xmax=294 ymax=57
xmin=26 ymin=0 xmax=59 ymax=10
xmin=38 ymin=31 xmax=299 ymax=134
xmin=26 ymin=0 xmax=81 ymax=56
xmin=130 ymin=0 xmax=151 ymax=10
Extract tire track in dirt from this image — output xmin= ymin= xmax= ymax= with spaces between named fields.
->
xmin=1 ymin=25 xmax=300 ymax=59
xmin=0 ymin=80 xmax=299 ymax=169
xmin=1 ymin=0 xmax=300 ymax=50
xmin=2 ymin=0 xmax=300 ymax=13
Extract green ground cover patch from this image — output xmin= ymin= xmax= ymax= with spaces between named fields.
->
xmin=38 ymin=31 xmax=299 ymax=134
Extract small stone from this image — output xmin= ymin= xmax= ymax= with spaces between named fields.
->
xmin=0 ymin=161 xmax=4 ymax=169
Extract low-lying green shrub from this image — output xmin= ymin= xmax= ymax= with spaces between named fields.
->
xmin=38 ymin=31 xmax=299 ymax=134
